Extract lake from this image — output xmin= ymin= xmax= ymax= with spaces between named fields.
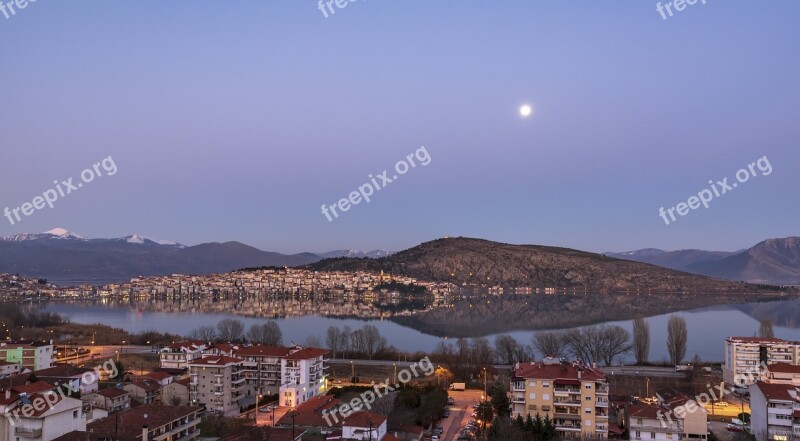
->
xmin=38 ymin=295 xmax=800 ymax=363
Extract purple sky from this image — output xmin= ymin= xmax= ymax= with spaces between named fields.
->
xmin=1 ymin=1 xmax=798 ymax=254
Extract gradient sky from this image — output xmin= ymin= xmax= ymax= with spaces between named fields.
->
xmin=1 ymin=1 xmax=798 ymax=254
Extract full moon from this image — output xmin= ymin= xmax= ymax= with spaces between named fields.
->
xmin=519 ymin=104 xmax=532 ymax=117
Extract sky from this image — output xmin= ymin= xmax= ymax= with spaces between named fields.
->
xmin=1 ymin=1 xmax=798 ymax=254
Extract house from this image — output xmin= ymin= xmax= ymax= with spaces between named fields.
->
xmin=0 ymin=389 xmax=86 ymax=441
xmin=0 ymin=361 xmax=20 ymax=379
xmin=749 ymin=381 xmax=800 ymax=441
xmin=82 ymin=386 xmax=131 ymax=413
xmin=627 ymin=403 xmax=683 ymax=441
xmin=141 ymin=371 xmax=173 ymax=387
xmin=277 ymin=395 xmax=343 ymax=429
xmin=34 ymin=364 xmax=100 ymax=394
xmin=217 ymin=426 xmax=305 ymax=441
xmin=510 ymin=358 xmax=610 ymax=438
xmin=342 ymin=411 xmax=387 ymax=441
xmin=159 ymin=342 xmax=207 ymax=370
xmin=124 ymin=377 xmax=162 ymax=405
xmin=764 ymin=363 xmax=800 ymax=386
xmin=162 ymin=378 xmax=191 ymax=406
xmin=0 ymin=340 xmax=56 ymax=371
xmin=656 ymin=389 xmax=707 ymax=440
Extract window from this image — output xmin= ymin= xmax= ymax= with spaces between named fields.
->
xmin=529 ymin=393 xmax=536 ymax=400
xmin=585 ymin=384 xmax=592 ymax=389
xmin=542 ymin=394 xmax=550 ymax=400
xmin=637 ymin=419 xmax=643 ymax=425
xmin=543 ymin=382 xmax=550 ymax=388
xmin=528 ymin=405 xmax=537 ymax=411
xmin=585 ymin=420 xmax=591 ymax=426
xmin=73 ymin=410 xmax=79 ymax=418
xmin=529 ymin=381 xmax=537 ymax=387
xmin=651 ymin=433 xmax=656 ymax=439
xmin=585 ymin=408 xmax=592 ymax=414
xmin=635 ymin=431 xmax=641 ymax=439
xmin=542 ymin=405 xmax=551 ymax=412
xmin=666 ymin=434 xmax=673 ymax=439
xmin=586 ymin=396 xmax=592 ymax=401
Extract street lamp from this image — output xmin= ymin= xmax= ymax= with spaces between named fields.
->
xmin=351 ymin=361 xmax=355 ymax=384
xmin=482 ymin=367 xmax=487 ymax=402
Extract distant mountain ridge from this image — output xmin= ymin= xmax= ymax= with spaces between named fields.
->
xmin=0 ymin=229 xmax=387 ymax=284
xmin=606 ymin=237 xmax=799 ymax=285
xmin=310 ymin=237 xmax=790 ymax=292
xmin=317 ymin=249 xmax=394 ymax=259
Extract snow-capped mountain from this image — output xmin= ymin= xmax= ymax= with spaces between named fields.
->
xmin=1 ymin=228 xmax=181 ymax=247
xmin=317 ymin=249 xmax=394 ymax=259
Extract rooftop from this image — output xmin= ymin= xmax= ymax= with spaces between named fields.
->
xmin=513 ymin=360 xmax=606 ymax=382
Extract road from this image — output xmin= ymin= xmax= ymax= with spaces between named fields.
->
xmin=55 ymin=344 xmax=154 ymax=364
xmin=605 ymin=366 xmax=687 ymax=378
xmin=441 ymin=390 xmax=483 ymax=441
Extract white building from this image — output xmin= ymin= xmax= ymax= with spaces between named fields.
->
xmin=342 ymin=412 xmax=387 ymax=441
xmin=279 ymin=347 xmax=329 ymax=408
xmin=723 ymin=337 xmax=800 ymax=385
xmin=159 ymin=341 xmax=208 ymax=370
xmin=749 ymin=382 xmax=800 ymax=441
xmin=0 ymin=390 xmax=86 ymax=441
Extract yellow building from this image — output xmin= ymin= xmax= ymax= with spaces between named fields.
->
xmin=511 ymin=358 xmax=610 ymax=438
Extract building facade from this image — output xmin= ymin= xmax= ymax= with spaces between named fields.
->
xmin=188 ymin=356 xmax=245 ymax=416
xmin=723 ymin=337 xmax=800 ymax=385
xmin=511 ymin=358 xmax=609 ymax=438
xmin=0 ymin=341 xmax=55 ymax=372
xmin=749 ymin=382 xmax=800 ymax=441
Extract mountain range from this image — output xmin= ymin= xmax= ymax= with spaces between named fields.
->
xmin=0 ymin=229 xmax=390 ymax=284
xmin=0 ymin=229 xmax=797 ymax=289
xmin=605 ymin=237 xmax=800 ymax=285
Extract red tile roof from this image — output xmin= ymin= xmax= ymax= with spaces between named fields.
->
xmin=235 ymin=345 xmax=292 ymax=357
xmin=277 ymin=395 xmax=342 ymax=427
xmin=189 ymin=356 xmax=242 ymax=366
xmin=14 ymin=381 xmax=55 ymax=394
xmin=768 ymin=363 xmax=800 ymax=374
xmin=628 ymin=403 xmax=667 ymax=420
xmin=754 ymin=382 xmax=799 ymax=402
xmin=343 ymin=411 xmax=387 ymax=428
xmin=91 ymin=387 xmax=129 ymax=398
xmin=34 ymin=364 xmax=93 ymax=378
xmin=143 ymin=371 xmax=171 ymax=381
xmin=727 ymin=337 xmax=791 ymax=343
xmin=88 ymin=405 xmax=201 ymax=441
xmin=514 ymin=361 xmax=606 ymax=382
xmin=286 ymin=348 xmax=329 ymax=360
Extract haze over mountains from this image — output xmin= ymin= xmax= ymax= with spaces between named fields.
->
xmin=0 ymin=229 xmax=797 ymax=288
xmin=606 ymin=237 xmax=800 ymax=285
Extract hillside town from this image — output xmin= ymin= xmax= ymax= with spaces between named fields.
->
xmin=0 ymin=334 xmax=798 ymax=441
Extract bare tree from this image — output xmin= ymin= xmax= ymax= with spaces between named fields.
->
xmin=532 ymin=330 xmax=568 ymax=359
xmin=633 ymin=317 xmax=650 ymax=365
xmin=190 ymin=325 xmax=217 ymax=342
xmin=325 ymin=326 xmax=342 ymax=358
xmin=563 ymin=325 xmax=631 ymax=365
xmin=301 ymin=335 xmax=321 ymax=348
xmin=246 ymin=320 xmax=282 ymax=345
xmin=598 ymin=325 xmax=632 ymax=366
xmin=350 ymin=328 xmax=366 ymax=355
xmin=495 ymin=335 xmax=524 ymax=364
xmin=758 ymin=320 xmax=775 ymax=338
xmin=471 ymin=337 xmax=495 ymax=368
xmin=362 ymin=325 xmax=386 ymax=359
xmin=340 ymin=325 xmax=352 ymax=358
xmin=216 ymin=318 xmax=245 ymax=342
xmin=666 ymin=315 xmax=688 ymax=365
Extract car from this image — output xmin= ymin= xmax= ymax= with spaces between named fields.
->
xmin=726 ymin=424 xmax=746 ymax=433
xmin=432 ymin=436 xmax=439 ymax=441
xmin=443 ymin=411 xmax=450 ymax=418
xmin=447 ymin=397 xmax=455 ymax=405
xmin=714 ymin=401 xmax=729 ymax=407
xmin=259 ymin=407 xmax=271 ymax=413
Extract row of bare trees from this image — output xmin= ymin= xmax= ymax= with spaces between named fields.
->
xmin=189 ymin=318 xmax=283 ymax=345
xmin=325 ymin=324 xmax=396 ymax=360
xmin=532 ymin=324 xmax=633 ymax=366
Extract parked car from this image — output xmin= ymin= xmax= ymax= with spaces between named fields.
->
xmin=447 ymin=397 xmax=455 ymax=405
xmin=715 ymin=401 xmax=729 ymax=407
xmin=726 ymin=424 xmax=746 ymax=433
xmin=443 ymin=410 xmax=450 ymax=418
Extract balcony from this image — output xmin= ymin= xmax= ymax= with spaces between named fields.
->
xmin=15 ymin=427 xmax=43 ymax=438
xmin=553 ymin=399 xmax=581 ymax=406
xmin=512 ymin=382 xmax=525 ymax=392
xmin=596 ymin=399 xmax=609 ymax=407
xmin=554 ymin=388 xmax=581 ymax=394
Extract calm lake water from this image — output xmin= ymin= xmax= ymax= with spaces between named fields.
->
xmin=39 ymin=298 xmax=800 ymax=363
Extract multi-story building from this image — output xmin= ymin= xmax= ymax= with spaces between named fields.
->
xmin=723 ymin=337 xmax=800 ymax=385
xmin=764 ymin=363 xmax=800 ymax=386
xmin=82 ymin=387 xmax=131 ymax=414
xmin=749 ymin=382 xmax=800 ymax=441
xmin=0 ymin=340 xmax=55 ymax=371
xmin=162 ymin=378 xmax=191 ymax=407
xmin=0 ymin=361 xmax=20 ymax=379
xmin=188 ymin=356 xmax=245 ymax=416
xmin=159 ymin=342 xmax=207 ymax=370
xmin=627 ymin=403 xmax=683 ymax=441
xmin=124 ymin=377 xmax=162 ymax=405
xmin=236 ymin=346 xmax=289 ymax=399
xmin=511 ymin=358 xmax=609 ymax=438
xmin=35 ymin=365 xmax=100 ymax=395
xmin=279 ymin=347 xmax=329 ymax=408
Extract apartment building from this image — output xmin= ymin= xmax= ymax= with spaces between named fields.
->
xmin=236 ymin=346 xmax=289 ymax=398
xmin=188 ymin=356 xmax=245 ymax=416
xmin=124 ymin=377 xmax=162 ymax=405
xmin=723 ymin=337 xmax=800 ymax=385
xmin=35 ymin=365 xmax=100 ymax=395
xmin=0 ymin=361 xmax=20 ymax=379
xmin=656 ymin=389 xmax=708 ymax=440
xmin=0 ymin=390 xmax=86 ymax=441
xmin=159 ymin=342 xmax=208 ymax=370
xmin=749 ymin=382 xmax=800 ymax=441
xmin=82 ymin=387 xmax=131 ymax=414
xmin=511 ymin=358 xmax=609 ymax=438
xmin=342 ymin=411 xmax=388 ymax=441
xmin=0 ymin=341 xmax=55 ymax=371
xmin=280 ymin=347 xmax=329 ymax=408
xmin=764 ymin=363 xmax=800 ymax=386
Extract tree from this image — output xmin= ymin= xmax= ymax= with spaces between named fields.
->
xmin=325 ymin=326 xmax=342 ymax=358
xmin=216 ymin=318 xmax=245 ymax=342
xmin=488 ymin=382 xmax=510 ymax=416
xmin=190 ymin=326 xmax=217 ymax=342
xmin=361 ymin=325 xmax=387 ymax=359
xmin=495 ymin=335 xmax=525 ymax=364
xmin=598 ymin=325 xmax=633 ymax=365
xmin=758 ymin=320 xmax=774 ymax=338
xmin=633 ymin=317 xmax=650 ymax=365
xmin=563 ymin=324 xmax=631 ymax=365
xmin=666 ymin=315 xmax=688 ymax=365
xmin=532 ymin=331 xmax=567 ymax=359
xmin=246 ymin=321 xmax=282 ymax=345
xmin=476 ymin=402 xmax=494 ymax=428
xmin=302 ymin=335 xmax=321 ymax=348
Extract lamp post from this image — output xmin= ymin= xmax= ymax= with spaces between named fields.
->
xmin=482 ymin=367 xmax=487 ymax=402
xmin=256 ymin=394 xmax=262 ymax=424
xmin=646 ymin=377 xmax=650 ymax=399
xmin=351 ymin=361 xmax=355 ymax=384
